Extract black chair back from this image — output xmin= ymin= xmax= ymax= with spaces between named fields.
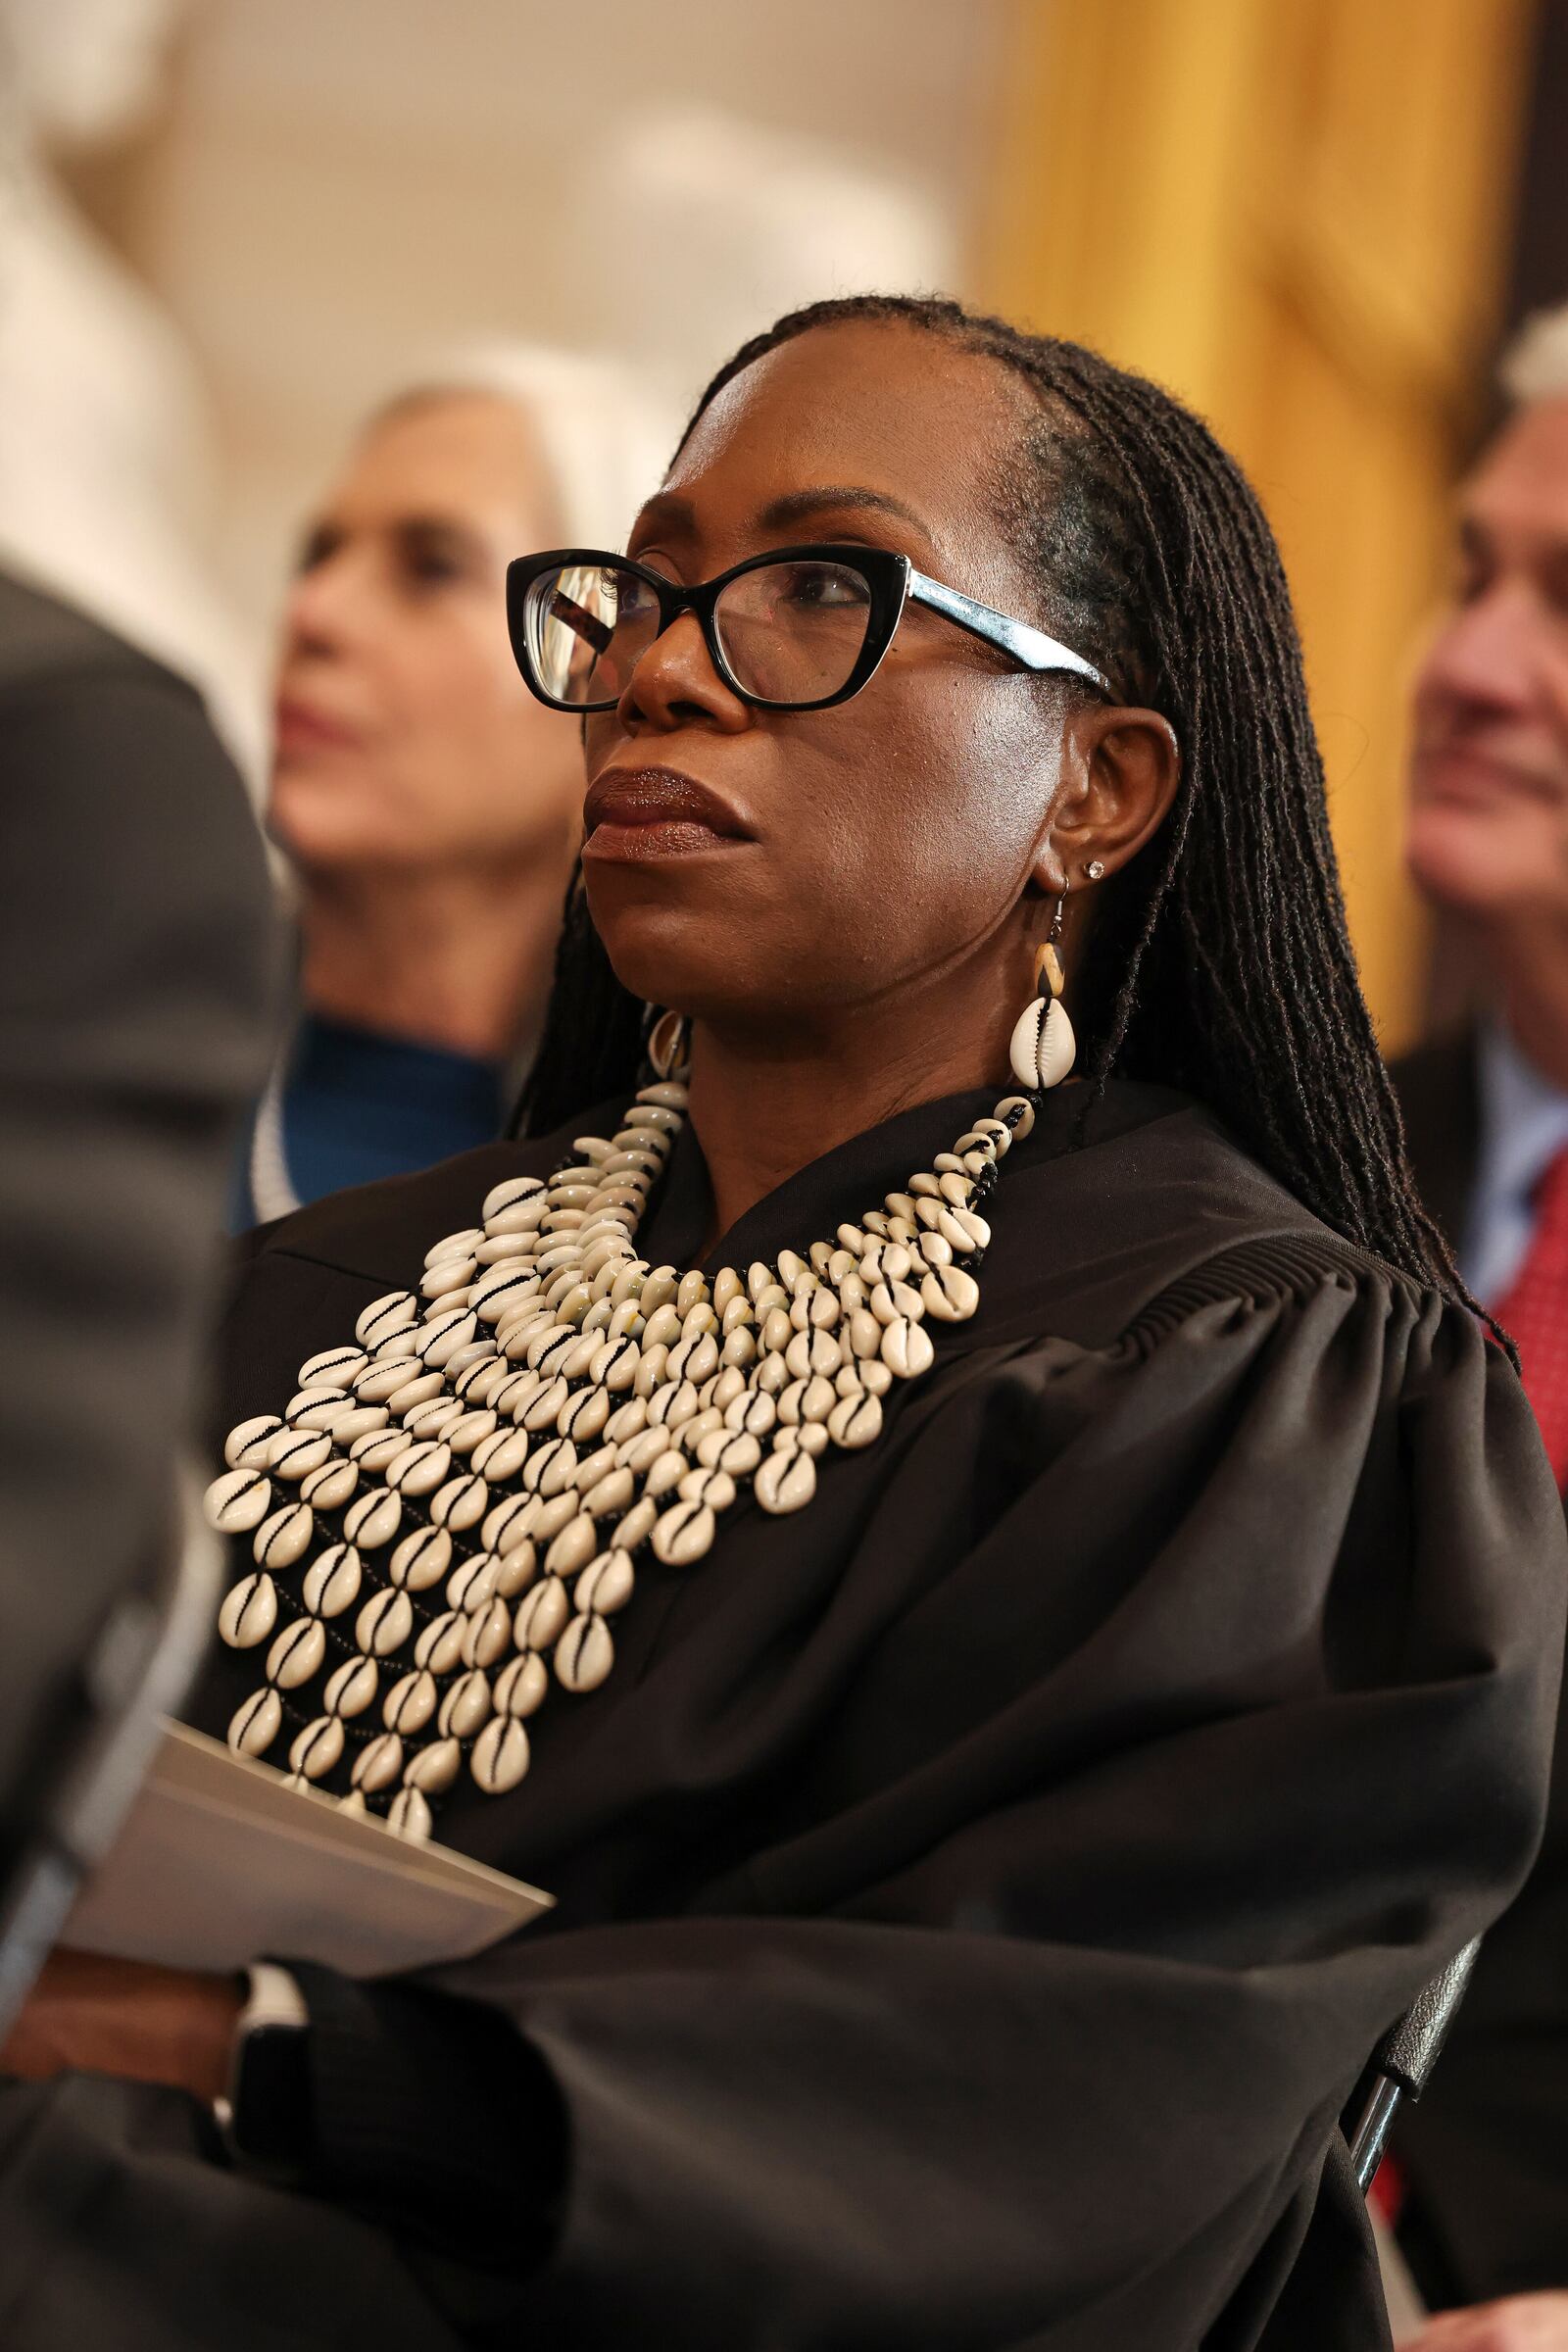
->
xmin=1348 ymin=1938 xmax=1482 ymax=2194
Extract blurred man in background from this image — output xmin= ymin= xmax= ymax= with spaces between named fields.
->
xmin=1391 ymin=304 xmax=1568 ymax=2349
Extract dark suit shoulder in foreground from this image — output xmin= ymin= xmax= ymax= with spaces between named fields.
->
xmin=0 ymin=570 xmax=277 ymax=1859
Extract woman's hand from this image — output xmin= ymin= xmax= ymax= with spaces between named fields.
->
xmin=1402 ymin=2295 xmax=1568 ymax=2350
xmin=0 ymin=1948 xmax=242 ymax=2104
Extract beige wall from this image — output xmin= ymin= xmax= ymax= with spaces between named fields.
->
xmin=96 ymin=0 xmax=1006 ymax=648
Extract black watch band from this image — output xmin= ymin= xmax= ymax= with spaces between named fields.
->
xmin=219 ymin=1963 xmax=314 ymax=2183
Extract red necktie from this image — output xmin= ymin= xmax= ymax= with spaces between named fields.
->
xmin=1492 ymin=1145 xmax=1568 ymax=1490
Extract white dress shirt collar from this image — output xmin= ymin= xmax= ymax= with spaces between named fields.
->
xmin=1463 ymin=1016 xmax=1568 ymax=1304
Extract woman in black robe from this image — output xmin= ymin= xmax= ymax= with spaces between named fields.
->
xmin=0 ymin=295 xmax=1561 ymax=2352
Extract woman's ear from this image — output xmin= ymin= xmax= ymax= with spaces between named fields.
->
xmin=1029 ymin=705 xmax=1181 ymax=893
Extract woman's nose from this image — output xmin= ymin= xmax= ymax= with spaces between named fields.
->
xmin=281 ymin=550 xmax=370 ymax=662
xmin=616 ymin=609 xmax=751 ymax=735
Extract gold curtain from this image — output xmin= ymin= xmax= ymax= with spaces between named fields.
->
xmin=977 ymin=0 xmax=1536 ymax=1050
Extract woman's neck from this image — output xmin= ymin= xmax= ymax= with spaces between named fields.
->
xmin=685 ymin=954 xmax=1027 ymax=1247
xmin=297 ymin=850 xmax=572 ymax=1064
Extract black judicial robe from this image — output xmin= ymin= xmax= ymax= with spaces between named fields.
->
xmin=0 ymin=1079 xmax=1561 ymax=2352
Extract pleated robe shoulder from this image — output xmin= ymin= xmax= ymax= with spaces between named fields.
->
xmin=2 ymin=1077 xmax=1562 ymax=2352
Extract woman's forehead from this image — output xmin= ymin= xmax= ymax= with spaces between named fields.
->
xmin=347 ymin=396 xmax=561 ymax=530
xmin=663 ymin=321 xmax=1033 ymax=573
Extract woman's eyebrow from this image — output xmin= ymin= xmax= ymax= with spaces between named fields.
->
xmin=295 ymin=518 xmax=341 ymax=571
xmin=754 ymin=485 xmax=931 ymax=537
xmin=395 ymin=514 xmax=488 ymax=560
xmin=630 ymin=485 xmax=935 ymax=550
xmin=631 ymin=490 xmax=698 ymax=541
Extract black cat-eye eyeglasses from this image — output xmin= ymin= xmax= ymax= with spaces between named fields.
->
xmin=507 ymin=543 xmax=1110 ymax=714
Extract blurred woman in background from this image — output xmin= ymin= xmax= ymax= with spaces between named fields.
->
xmin=238 ymin=348 xmax=665 ymax=1224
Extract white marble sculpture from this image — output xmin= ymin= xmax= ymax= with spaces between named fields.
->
xmin=0 ymin=0 xmax=261 ymax=769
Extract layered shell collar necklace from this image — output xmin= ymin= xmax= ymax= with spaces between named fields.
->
xmin=207 ymin=1015 xmax=1054 ymax=1841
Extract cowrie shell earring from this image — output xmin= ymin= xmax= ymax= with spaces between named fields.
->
xmin=1008 ymin=897 xmax=1076 ymax=1091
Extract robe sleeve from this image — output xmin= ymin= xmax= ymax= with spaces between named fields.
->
xmin=363 ymin=1255 xmax=1563 ymax=2348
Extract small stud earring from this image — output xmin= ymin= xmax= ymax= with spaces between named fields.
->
xmin=1085 ymin=859 xmax=1105 ymax=881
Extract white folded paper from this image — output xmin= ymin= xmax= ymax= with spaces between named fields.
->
xmin=63 ymin=1722 xmax=552 ymax=1976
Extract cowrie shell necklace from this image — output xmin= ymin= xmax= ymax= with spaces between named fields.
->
xmin=208 ymin=1051 xmax=1039 ymax=1841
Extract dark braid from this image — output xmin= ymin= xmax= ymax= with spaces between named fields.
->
xmin=517 ymin=292 xmax=1485 ymax=1327
xmin=521 ymin=861 xmax=646 ymax=1123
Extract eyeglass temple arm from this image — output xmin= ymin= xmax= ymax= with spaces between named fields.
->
xmin=907 ymin=568 xmax=1110 ymax=695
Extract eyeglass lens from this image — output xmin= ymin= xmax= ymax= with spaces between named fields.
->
xmin=524 ymin=557 xmax=877 ymax=708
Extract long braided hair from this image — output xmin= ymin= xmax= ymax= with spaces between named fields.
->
xmin=517 ymin=293 xmax=1476 ymax=1317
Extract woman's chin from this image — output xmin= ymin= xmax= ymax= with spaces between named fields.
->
xmin=266 ymin=775 xmax=374 ymax=871
xmin=593 ymin=912 xmax=764 ymax=1027
xmin=265 ymin=784 xmax=429 ymax=879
